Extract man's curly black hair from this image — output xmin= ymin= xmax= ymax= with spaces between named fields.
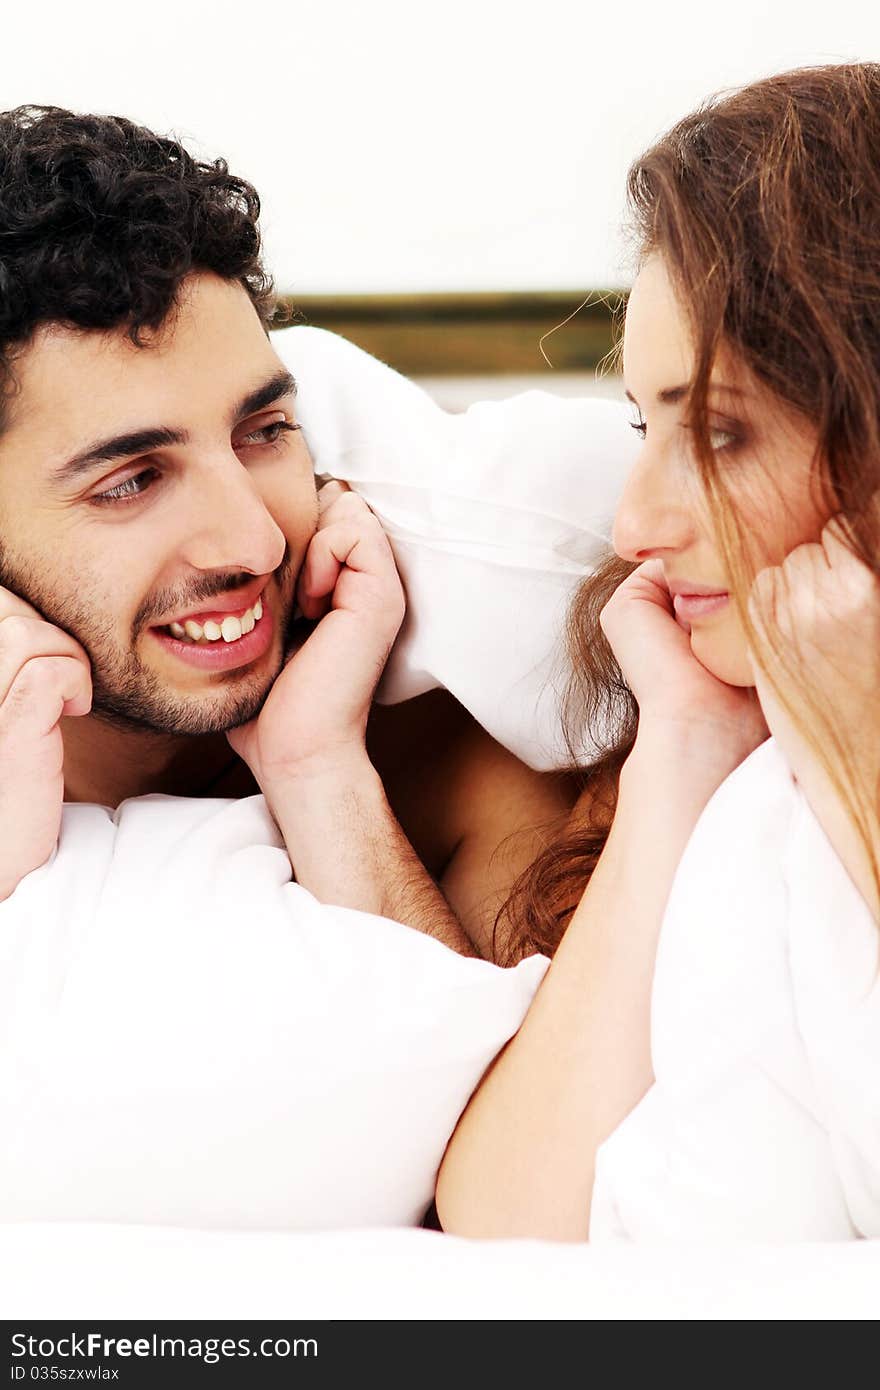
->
xmin=0 ymin=104 xmax=275 ymax=419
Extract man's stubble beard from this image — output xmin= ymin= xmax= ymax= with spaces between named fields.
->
xmin=0 ymin=546 xmax=300 ymax=737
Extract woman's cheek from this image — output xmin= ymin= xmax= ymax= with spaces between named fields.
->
xmin=729 ymin=446 xmax=828 ymax=569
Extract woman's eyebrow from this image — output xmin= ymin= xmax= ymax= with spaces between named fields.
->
xmin=45 ymin=368 xmax=298 ymax=489
xmin=625 ymin=382 xmax=747 ymax=407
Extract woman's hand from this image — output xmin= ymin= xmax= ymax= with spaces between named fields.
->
xmin=226 ymin=481 xmax=405 ymax=791
xmin=748 ymin=517 xmax=880 ymax=911
xmin=748 ymin=517 xmax=880 ymax=766
xmin=601 ymin=559 xmax=767 ymax=771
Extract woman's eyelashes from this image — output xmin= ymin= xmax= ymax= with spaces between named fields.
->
xmin=628 ymin=414 xmax=742 ymax=455
xmin=89 ymin=419 xmax=301 ymax=506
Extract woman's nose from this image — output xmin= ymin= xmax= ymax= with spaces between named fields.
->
xmin=611 ymin=448 xmax=698 ymax=562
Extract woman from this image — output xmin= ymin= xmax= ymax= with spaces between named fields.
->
xmin=436 ymin=62 xmax=880 ymax=1241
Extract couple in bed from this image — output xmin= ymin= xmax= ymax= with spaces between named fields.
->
xmin=1 ymin=63 xmax=878 ymax=1243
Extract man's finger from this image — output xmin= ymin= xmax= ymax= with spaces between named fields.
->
xmin=0 ymin=585 xmax=45 ymax=623
xmin=316 ymin=478 xmax=352 ymax=515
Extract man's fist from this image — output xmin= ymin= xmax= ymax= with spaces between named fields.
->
xmin=0 ymin=586 xmax=92 ymax=901
xmin=226 ymin=481 xmax=405 ymax=788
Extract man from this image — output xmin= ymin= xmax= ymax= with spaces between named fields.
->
xmin=0 ymin=104 xmax=574 ymax=957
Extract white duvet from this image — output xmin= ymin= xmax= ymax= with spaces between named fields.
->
xmin=2 ymin=1222 xmax=878 ymax=1319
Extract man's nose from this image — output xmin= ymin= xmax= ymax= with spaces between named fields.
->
xmin=611 ymin=446 xmax=697 ymax=562
xmin=177 ymin=454 xmax=288 ymax=575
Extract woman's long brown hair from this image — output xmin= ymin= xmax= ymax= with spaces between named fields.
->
xmin=498 ymin=63 xmax=880 ymax=961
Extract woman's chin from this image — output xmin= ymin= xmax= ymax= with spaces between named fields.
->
xmin=689 ymin=628 xmax=756 ymax=689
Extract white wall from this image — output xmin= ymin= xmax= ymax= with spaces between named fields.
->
xmin=5 ymin=1 xmax=879 ymax=292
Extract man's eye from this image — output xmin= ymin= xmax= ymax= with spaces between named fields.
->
xmin=92 ymin=469 xmax=158 ymax=505
xmin=236 ymin=420 xmax=301 ymax=448
xmin=89 ymin=420 xmax=301 ymax=508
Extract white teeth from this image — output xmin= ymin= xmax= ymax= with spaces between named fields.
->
xmin=166 ymin=597 xmax=263 ymax=645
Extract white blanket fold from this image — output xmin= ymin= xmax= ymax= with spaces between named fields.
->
xmin=281 ymin=326 xmax=637 ymax=767
xmin=1 ymin=795 xmax=547 ymax=1229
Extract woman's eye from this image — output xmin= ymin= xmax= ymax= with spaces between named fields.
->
xmin=236 ymin=420 xmax=300 ymax=448
xmin=629 ymin=417 xmax=647 ymax=439
xmin=680 ymin=420 xmax=742 ymax=456
xmin=709 ymin=427 xmax=738 ymax=452
xmin=92 ymin=469 xmax=158 ymax=505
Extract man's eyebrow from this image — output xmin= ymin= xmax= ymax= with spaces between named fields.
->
xmin=47 ymin=367 xmax=298 ymax=488
xmin=624 ymin=382 xmax=747 ymax=407
xmin=234 ymin=368 xmax=297 ymax=422
xmin=46 ymin=426 xmax=186 ymax=487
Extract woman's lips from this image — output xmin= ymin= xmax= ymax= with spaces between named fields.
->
xmin=672 ymin=592 xmax=730 ymax=622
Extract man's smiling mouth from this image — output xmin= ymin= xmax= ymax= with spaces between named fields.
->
xmin=165 ymin=595 xmax=264 ymax=645
xmin=152 ymin=576 xmax=269 ymax=637
xmin=148 ymin=582 xmax=277 ymax=671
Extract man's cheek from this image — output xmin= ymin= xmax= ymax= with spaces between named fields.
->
xmin=265 ymin=477 xmax=318 ymax=549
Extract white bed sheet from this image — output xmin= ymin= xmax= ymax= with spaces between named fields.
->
xmin=1 ymin=1223 xmax=877 ymax=1320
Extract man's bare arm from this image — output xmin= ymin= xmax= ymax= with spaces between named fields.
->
xmin=266 ymin=756 xmax=477 ymax=956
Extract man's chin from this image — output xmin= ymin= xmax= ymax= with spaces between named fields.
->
xmin=87 ymin=665 xmax=281 ymax=738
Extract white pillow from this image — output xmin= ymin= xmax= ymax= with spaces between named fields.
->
xmin=0 ymin=795 xmax=547 ymax=1229
xmin=275 ymin=326 xmax=639 ymax=768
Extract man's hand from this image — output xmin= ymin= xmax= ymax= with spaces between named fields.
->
xmin=226 ymin=482 xmax=474 ymax=951
xmin=0 ymin=586 xmax=92 ymax=901
xmin=226 ymin=480 xmax=405 ymax=790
